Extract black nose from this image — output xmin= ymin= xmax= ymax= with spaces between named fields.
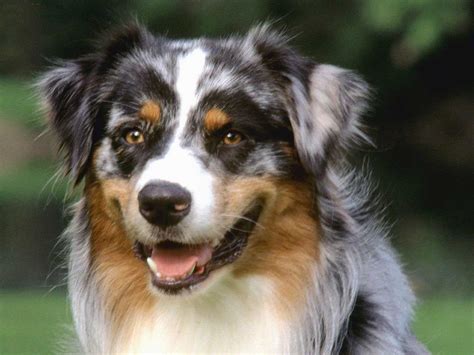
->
xmin=138 ymin=182 xmax=192 ymax=228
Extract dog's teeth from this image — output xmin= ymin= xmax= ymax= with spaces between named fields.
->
xmin=146 ymin=257 xmax=158 ymax=274
xmin=184 ymin=263 xmax=197 ymax=278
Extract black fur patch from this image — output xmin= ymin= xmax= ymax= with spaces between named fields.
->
xmin=339 ymin=294 xmax=383 ymax=354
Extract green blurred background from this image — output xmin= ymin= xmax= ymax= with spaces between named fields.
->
xmin=0 ymin=0 xmax=472 ymax=354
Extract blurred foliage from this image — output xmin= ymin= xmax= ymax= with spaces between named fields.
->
xmin=361 ymin=0 xmax=470 ymax=66
xmin=0 ymin=162 xmax=66 ymax=201
xmin=0 ymin=0 xmax=471 ymax=75
xmin=0 ymin=78 xmax=67 ymax=202
xmin=0 ymin=79 xmax=39 ymax=128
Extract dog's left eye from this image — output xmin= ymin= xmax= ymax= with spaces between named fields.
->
xmin=222 ymin=130 xmax=243 ymax=145
xmin=123 ymin=128 xmax=145 ymax=145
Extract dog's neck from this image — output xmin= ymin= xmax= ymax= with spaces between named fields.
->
xmin=115 ymin=275 xmax=292 ymax=353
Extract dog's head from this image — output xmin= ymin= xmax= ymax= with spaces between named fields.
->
xmin=38 ymin=24 xmax=369 ymax=296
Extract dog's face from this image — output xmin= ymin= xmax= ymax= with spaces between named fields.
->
xmin=91 ymin=42 xmax=303 ymax=294
xmin=39 ymin=24 xmax=369 ymax=296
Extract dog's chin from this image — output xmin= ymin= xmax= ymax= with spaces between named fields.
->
xmin=132 ymin=203 xmax=263 ymax=296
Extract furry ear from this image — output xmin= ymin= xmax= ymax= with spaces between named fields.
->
xmin=37 ymin=58 xmax=98 ymax=184
xmin=249 ymin=25 xmax=371 ymax=177
xmin=292 ymin=65 xmax=371 ymax=175
xmin=37 ymin=23 xmax=151 ymax=184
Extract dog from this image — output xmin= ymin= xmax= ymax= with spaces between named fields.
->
xmin=38 ymin=23 xmax=427 ymax=354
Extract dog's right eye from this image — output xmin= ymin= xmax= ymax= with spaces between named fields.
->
xmin=222 ymin=130 xmax=244 ymax=146
xmin=123 ymin=128 xmax=145 ymax=145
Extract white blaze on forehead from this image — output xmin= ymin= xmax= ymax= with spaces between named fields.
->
xmin=174 ymin=47 xmax=207 ymax=137
xmin=136 ymin=48 xmax=214 ymax=236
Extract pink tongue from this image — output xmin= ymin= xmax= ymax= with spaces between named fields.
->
xmin=151 ymin=244 xmax=213 ymax=278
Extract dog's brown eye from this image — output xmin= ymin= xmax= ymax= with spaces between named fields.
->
xmin=124 ymin=129 xmax=145 ymax=145
xmin=222 ymin=130 xmax=243 ymax=145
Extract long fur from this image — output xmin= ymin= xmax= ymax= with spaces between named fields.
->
xmin=39 ymin=23 xmax=428 ymax=354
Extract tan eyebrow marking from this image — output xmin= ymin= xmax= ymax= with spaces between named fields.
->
xmin=139 ymin=100 xmax=161 ymax=123
xmin=204 ymin=108 xmax=231 ymax=133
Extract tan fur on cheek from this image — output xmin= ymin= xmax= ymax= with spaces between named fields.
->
xmin=221 ymin=177 xmax=278 ymax=213
xmin=85 ymin=178 xmax=155 ymax=341
xmin=221 ymin=177 xmax=319 ymax=317
xmin=100 ymin=178 xmax=132 ymax=222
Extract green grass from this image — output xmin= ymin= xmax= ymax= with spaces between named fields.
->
xmin=0 ymin=291 xmax=72 ymax=354
xmin=0 ymin=292 xmax=472 ymax=354
xmin=414 ymin=298 xmax=474 ymax=355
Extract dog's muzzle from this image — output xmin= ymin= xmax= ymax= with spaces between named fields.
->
xmin=133 ymin=202 xmax=263 ymax=294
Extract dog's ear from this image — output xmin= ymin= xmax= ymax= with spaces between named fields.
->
xmin=37 ymin=23 xmax=151 ymax=184
xmin=248 ymin=25 xmax=371 ymax=177
xmin=37 ymin=57 xmax=98 ymax=184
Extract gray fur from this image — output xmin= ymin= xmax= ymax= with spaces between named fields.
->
xmin=40 ymin=24 xmax=428 ymax=354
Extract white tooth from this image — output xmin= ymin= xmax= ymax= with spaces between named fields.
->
xmin=156 ymin=271 xmax=162 ymax=279
xmin=165 ymin=276 xmax=175 ymax=281
xmin=185 ymin=263 xmax=197 ymax=278
xmin=147 ymin=257 xmax=158 ymax=274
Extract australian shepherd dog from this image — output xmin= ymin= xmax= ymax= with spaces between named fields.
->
xmin=38 ymin=24 xmax=427 ymax=354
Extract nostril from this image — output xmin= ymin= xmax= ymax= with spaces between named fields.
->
xmin=172 ymin=202 xmax=190 ymax=213
xmin=140 ymin=201 xmax=155 ymax=213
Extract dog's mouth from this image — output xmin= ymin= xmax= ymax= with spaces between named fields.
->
xmin=133 ymin=204 xmax=263 ymax=294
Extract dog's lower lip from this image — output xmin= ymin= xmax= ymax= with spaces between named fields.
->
xmin=133 ymin=203 xmax=263 ymax=294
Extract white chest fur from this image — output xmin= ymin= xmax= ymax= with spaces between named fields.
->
xmin=113 ymin=275 xmax=292 ymax=354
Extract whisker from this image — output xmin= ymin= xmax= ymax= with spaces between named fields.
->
xmin=219 ymin=213 xmax=265 ymax=229
xmin=229 ymin=226 xmax=261 ymax=234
